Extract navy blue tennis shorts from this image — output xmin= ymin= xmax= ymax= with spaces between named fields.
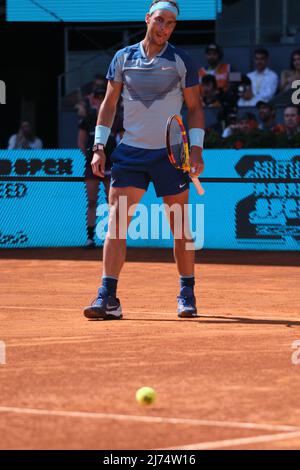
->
xmin=110 ymin=144 xmax=190 ymax=197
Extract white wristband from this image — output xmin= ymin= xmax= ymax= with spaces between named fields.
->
xmin=189 ymin=128 xmax=205 ymax=148
xmin=94 ymin=125 xmax=111 ymax=146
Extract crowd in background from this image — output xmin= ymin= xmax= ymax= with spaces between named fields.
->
xmin=199 ymin=44 xmax=300 ymax=148
xmin=74 ymin=44 xmax=300 ymax=151
xmin=4 ymin=44 xmax=300 ymax=248
xmin=6 ymin=44 xmax=300 ymax=151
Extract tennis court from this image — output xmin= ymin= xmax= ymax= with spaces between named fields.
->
xmin=0 ymin=248 xmax=299 ymax=450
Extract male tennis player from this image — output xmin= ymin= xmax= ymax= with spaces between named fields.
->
xmin=84 ymin=0 xmax=205 ymax=319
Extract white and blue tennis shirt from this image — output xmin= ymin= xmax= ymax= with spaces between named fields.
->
xmin=106 ymin=41 xmax=199 ymax=150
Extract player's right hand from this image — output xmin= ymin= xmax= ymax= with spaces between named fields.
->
xmin=91 ymin=150 xmax=106 ymax=178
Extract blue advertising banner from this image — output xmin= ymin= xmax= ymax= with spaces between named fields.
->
xmin=7 ymin=0 xmax=221 ymax=22
xmin=0 ymin=150 xmax=88 ymax=247
xmin=0 ymin=149 xmax=299 ymax=250
xmin=199 ymin=149 xmax=300 ymax=250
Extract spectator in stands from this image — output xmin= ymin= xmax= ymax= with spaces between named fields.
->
xmin=237 ymin=76 xmax=260 ymax=107
xmin=256 ymin=101 xmax=276 ymax=131
xmin=76 ymin=89 xmax=123 ymax=248
xmin=247 ymin=48 xmax=278 ymax=102
xmin=201 ymin=75 xmax=222 ymax=107
xmin=76 ymin=93 xmax=116 ymax=248
xmin=199 ymin=43 xmax=230 ymax=93
xmin=237 ymin=112 xmax=258 ymax=135
xmin=280 ymin=49 xmax=300 ymax=92
xmin=7 ymin=121 xmax=43 ymax=149
xmin=92 ymin=86 xmax=108 ymax=112
xmin=222 ymin=111 xmax=238 ymax=138
xmin=274 ymin=105 xmax=300 ymax=136
xmin=86 ymin=75 xmax=107 ymax=110
xmin=75 ymin=98 xmax=90 ymax=118
xmin=222 ymin=111 xmax=258 ymax=138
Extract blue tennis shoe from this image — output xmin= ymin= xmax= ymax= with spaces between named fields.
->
xmin=177 ymin=286 xmax=198 ymax=318
xmin=84 ymin=289 xmax=122 ymax=320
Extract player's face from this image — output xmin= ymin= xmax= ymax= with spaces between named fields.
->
xmin=146 ymin=10 xmax=177 ymax=46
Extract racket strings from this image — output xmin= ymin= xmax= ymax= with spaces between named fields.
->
xmin=169 ymin=120 xmax=185 ymax=169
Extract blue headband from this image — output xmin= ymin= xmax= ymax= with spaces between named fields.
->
xmin=149 ymin=2 xmax=178 ymax=18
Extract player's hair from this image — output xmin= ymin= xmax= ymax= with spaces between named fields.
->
xmin=149 ymin=0 xmax=180 ymax=15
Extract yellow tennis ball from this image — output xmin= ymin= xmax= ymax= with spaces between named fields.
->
xmin=135 ymin=387 xmax=156 ymax=406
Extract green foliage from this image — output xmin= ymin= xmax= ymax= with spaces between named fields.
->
xmin=204 ymin=130 xmax=300 ymax=149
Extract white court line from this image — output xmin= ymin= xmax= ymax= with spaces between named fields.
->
xmin=2 ymin=306 xmax=300 ymax=321
xmin=0 ymin=406 xmax=298 ymax=433
xmin=166 ymin=430 xmax=300 ymax=450
xmin=2 ymin=306 xmax=76 ymax=312
xmin=2 ymin=306 xmax=176 ymax=315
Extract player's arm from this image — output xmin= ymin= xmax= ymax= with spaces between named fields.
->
xmin=183 ymin=85 xmax=205 ymax=177
xmin=91 ymin=80 xmax=123 ymax=177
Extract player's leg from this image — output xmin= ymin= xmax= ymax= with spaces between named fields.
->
xmin=103 ymin=175 xmax=111 ymax=201
xmin=84 ymin=185 xmax=146 ymax=320
xmin=163 ymin=190 xmax=197 ymax=318
xmin=163 ymin=189 xmax=195 ymax=274
xmin=85 ymin=178 xmax=100 ymax=248
xmin=150 ymin=152 xmax=197 ymax=318
xmin=103 ymin=186 xmax=146 ymax=278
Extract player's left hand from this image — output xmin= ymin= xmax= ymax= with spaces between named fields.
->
xmin=189 ymin=146 xmax=204 ymax=177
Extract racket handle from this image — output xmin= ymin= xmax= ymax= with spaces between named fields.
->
xmin=191 ymin=176 xmax=205 ymax=196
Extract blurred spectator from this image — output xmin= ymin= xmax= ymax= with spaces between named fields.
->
xmin=247 ymin=48 xmax=278 ymax=102
xmin=274 ymin=105 xmax=300 ymax=136
xmin=201 ymin=75 xmax=221 ymax=107
xmin=86 ymin=75 xmax=107 ymax=111
xmin=280 ymin=49 xmax=300 ymax=92
xmin=75 ymin=98 xmax=90 ymax=118
xmin=237 ymin=76 xmax=260 ymax=107
xmin=222 ymin=111 xmax=238 ymax=138
xmin=237 ymin=112 xmax=258 ymax=134
xmin=8 ymin=121 xmax=43 ymax=149
xmin=87 ymin=86 xmax=106 ymax=113
xmin=199 ymin=43 xmax=230 ymax=92
xmin=76 ymin=93 xmax=116 ymax=248
xmin=222 ymin=112 xmax=258 ymax=138
xmin=256 ymin=101 xmax=276 ymax=131
xmin=76 ymin=87 xmax=124 ymax=248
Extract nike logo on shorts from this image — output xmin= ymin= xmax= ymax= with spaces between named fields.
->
xmin=179 ymin=183 xmax=186 ymax=188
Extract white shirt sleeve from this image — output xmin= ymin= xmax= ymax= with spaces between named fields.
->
xmin=248 ymin=69 xmax=279 ymax=102
xmin=7 ymin=135 xmax=16 ymax=149
xmin=34 ymin=138 xmax=43 ymax=149
xmin=222 ymin=127 xmax=233 ymax=138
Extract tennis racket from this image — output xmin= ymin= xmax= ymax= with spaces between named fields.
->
xmin=166 ymin=114 xmax=205 ymax=196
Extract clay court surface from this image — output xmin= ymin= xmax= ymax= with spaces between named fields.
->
xmin=0 ymin=248 xmax=299 ymax=450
